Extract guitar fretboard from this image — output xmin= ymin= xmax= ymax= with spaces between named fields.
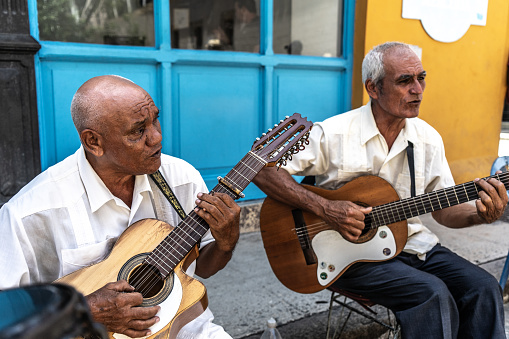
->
xmin=365 ymin=172 xmax=509 ymax=229
xmin=145 ymin=151 xmax=267 ymax=278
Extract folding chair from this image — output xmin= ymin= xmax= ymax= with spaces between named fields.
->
xmin=325 ymin=285 xmax=400 ymax=339
xmin=491 ymin=156 xmax=509 ymax=289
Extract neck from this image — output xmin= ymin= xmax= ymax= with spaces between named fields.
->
xmin=86 ymin=153 xmax=136 ymax=207
xmin=371 ymin=103 xmax=406 ymax=150
xmin=103 ymin=175 xmax=136 ymax=207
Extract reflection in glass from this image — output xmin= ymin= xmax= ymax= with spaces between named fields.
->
xmin=37 ymin=0 xmax=155 ymax=46
xmin=170 ymin=0 xmax=260 ymax=53
xmin=273 ymin=0 xmax=343 ymax=57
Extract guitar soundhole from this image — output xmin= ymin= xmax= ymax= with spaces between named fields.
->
xmin=129 ymin=264 xmax=164 ymax=299
xmin=355 ymin=201 xmax=377 ymax=244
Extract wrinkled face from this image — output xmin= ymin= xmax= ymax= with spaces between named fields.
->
xmin=375 ymin=48 xmax=426 ymax=119
xmin=99 ymin=86 xmax=162 ymax=176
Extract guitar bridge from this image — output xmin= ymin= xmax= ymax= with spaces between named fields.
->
xmin=292 ymin=209 xmax=317 ymax=265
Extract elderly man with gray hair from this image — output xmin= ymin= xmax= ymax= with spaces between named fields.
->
xmin=254 ymin=42 xmax=507 ymax=338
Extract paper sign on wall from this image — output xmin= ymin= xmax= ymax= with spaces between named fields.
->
xmin=402 ymin=0 xmax=488 ymax=43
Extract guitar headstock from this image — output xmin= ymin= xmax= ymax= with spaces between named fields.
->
xmin=251 ymin=113 xmax=313 ymax=168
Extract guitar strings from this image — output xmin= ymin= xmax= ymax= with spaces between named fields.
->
xmin=132 ymin=214 xmax=208 ymax=296
xmin=370 ymin=172 xmax=509 ymax=227
xmin=131 ymin=153 xmax=267 ymax=297
xmin=290 ymin=172 xmax=509 ymax=244
xmin=291 ymin=182 xmax=481 ymax=240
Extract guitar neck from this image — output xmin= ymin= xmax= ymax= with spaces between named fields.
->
xmin=366 ymin=172 xmax=509 ymax=229
xmin=145 ymin=152 xmax=268 ymax=278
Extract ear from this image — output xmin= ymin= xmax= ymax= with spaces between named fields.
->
xmin=365 ymin=79 xmax=379 ymax=100
xmin=80 ymin=129 xmax=104 ymax=157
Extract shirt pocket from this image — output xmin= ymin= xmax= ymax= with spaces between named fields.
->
xmin=61 ymin=238 xmax=116 ymax=277
xmin=334 ymin=165 xmax=371 ymax=188
xmin=394 ymin=173 xmax=425 ymax=200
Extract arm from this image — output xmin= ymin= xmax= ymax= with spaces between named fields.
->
xmin=193 ymin=192 xmax=241 ymax=278
xmin=432 ymin=176 xmax=508 ymax=228
xmin=252 ymin=166 xmax=372 ymax=242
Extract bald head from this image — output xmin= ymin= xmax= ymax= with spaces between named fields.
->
xmin=70 ymin=75 xmax=141 ymax=134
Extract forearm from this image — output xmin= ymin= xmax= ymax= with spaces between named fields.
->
xmin=253 ymin=166 xmax=329 ymax=218
xmin=432 ymin=203 xmax=483 ymax=228
xmin=195 ymin=242 xmax=233 ymax=278
xmin=254 ymin=167 xmax=372 ymax=241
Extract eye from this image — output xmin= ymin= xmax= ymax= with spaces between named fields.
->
xmin=131 ymin=127 xmax=145 ymax=139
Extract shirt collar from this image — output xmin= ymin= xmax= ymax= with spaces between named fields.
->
xmin=77 ymin=146 xmax=154 ymax=213
xmin=360 ymin=101 xmax=381 ymax=146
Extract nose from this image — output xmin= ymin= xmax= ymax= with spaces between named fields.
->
xmin=146 ymin=122 xmax=162 ymax=146
xmin=409 ymin=79 xmax=424 ymax=95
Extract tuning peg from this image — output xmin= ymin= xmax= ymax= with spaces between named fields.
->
xmin=285 ymin=115 xmax=289 ymax=118
xmin=262 ymin=133 xmax=266 ymax=136
xmin=268 ymin=128 xmax=272 ymax=132
xmin=274 ymin=124 xmax=278 ymax=127
xmin=255 ymin=137 xmax=260 ymax=141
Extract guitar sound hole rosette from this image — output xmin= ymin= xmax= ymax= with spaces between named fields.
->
xmin=118 ymin=252 xmax=174 ymax=307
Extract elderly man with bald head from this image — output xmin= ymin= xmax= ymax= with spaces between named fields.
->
xmin=0 ymin=75 xmax=240 ymax=338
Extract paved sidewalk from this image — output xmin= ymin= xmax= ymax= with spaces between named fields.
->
xmin=200 ymin=213 xmax=509 ymax=338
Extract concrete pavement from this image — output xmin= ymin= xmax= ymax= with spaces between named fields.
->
xmin=198 ymin=211 xmax=509 ymax=338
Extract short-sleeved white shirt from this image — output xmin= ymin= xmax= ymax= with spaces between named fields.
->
xmin=0 ymin=146 xmax=229 ymax=338
xmin=283 ymin=102 xmax=456 ymax=257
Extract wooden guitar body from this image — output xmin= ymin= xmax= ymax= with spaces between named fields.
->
xmin=57 ymin=219 xmax=207 ymax=339
xmin=260 ymin=175 xmax=408 ymax=294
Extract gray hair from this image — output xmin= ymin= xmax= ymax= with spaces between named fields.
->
xmin=70 ymin=90 xmax=99 ymax=133
xmin=361 ymin=42 xmax=414 ymax=86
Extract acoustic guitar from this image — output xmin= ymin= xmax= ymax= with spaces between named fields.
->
xmin=260 ymin=173 xmax=508 ymax=294
xmin=56 ymin=113 xmax=312 ymax=339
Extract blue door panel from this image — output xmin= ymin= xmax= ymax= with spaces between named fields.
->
xmin=38 ymin=61 xmax=158 ymax=170
xmin=274 ymin=68 xmax=345 ymax=125
xmin=172 ymin=65 xmax=263 ymax=199
xmin=30 ymin=0 xmax=356 ymax=202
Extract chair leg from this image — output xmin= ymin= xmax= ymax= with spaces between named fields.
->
xmin=326 ymin=292 xmax=335 ymax=339
xmin=326 ymin=292 xmax=352 ymax=339
xmin=326 ymin=291 xmax=400 ymax=338
xmin=499 ymin=250 xmax=509 ymax=290
xmin=385 ymin=307 xmax=401 ymax=339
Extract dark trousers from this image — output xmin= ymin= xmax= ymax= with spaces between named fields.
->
xmin=332 ymin=244 xmax=506 ymax=339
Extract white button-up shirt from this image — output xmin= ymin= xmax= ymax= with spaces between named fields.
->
xmin=0 ymin=146 xmax=229 ymax=338
xmin=283 ymin=102 xmax=456 ymax=257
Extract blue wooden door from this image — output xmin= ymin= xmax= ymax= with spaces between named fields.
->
xmin=29 ymin=0 xmax=355 ymax=201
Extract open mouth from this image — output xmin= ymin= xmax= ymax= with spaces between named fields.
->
xmin=151 ymin=148 xmax=162 ymax=158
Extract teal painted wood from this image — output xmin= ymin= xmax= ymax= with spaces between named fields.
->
xmin=28 ymin=0 xmax=356 ymax=201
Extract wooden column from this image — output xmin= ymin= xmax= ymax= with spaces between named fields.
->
xmin=0 ymin=0 xmax=41 ymax=206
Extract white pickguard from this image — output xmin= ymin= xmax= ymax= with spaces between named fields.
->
xmin=113 ymin=274 xmax=183 ymax=339
xmin=312 ymin=226 xmax=396 ymax=286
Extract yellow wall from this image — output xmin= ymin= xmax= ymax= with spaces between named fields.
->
xmin=352 ymin=0 xmax=509 ymax=184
